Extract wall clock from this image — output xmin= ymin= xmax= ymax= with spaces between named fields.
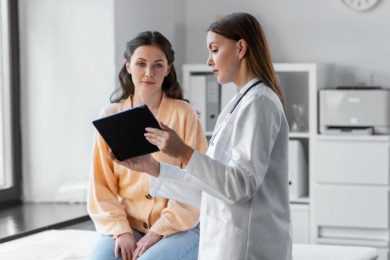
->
xmin=342 ymin=0 xmax=381 ymax=11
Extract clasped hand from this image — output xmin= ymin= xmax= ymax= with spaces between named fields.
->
xmin=115 ymin=231 xmax=162 ymax=260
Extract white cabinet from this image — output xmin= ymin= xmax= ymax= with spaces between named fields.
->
xmin=378 ymin=249 xmax=389 ymax=260
xmin=315 ymin=185 xmax=389 ymax=230
xmin=315 ymin=138 xmax=390 ymax=185
xmin=313 ymin=136 xmax=390 ymax=257
xmin=291 ymin=204 xmax=310 ymax=243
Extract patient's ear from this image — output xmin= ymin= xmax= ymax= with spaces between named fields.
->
xmin=125 ymin=62 xmax=131 ymax=74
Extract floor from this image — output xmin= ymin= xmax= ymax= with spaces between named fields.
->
xmin=0 ymin=202 xmax=93 ymax=243
xmin=63 ymin=219 xmax=95 ymax=231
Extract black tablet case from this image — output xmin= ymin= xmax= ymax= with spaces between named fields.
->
xmin=92 ymin=105 xmax=161 ymax=161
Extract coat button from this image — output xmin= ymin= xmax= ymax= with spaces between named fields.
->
xmin=143 ymin=222 xmax=149 ymax=229
xmin=145 ymin=193 xmax=152 ymax=200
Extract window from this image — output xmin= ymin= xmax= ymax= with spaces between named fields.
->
xmin=0 ymin=0 xmax=21 ymax=204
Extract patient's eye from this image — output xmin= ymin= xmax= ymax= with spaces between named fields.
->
xmin=136 ymin=62 xmax=146 ymax=67
xmin=154 ymin=63 xmax=164 ymax=69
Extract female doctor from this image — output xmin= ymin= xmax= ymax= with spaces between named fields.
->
xmin=116 ymin=12 xmax=292 ymax=260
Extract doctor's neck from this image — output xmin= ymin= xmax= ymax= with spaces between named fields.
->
xmin=233 ymin=60 xmax=256 ymax=89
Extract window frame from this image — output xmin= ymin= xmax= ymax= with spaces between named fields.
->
xmin=0 ymin=0 xmax=22 ymax=206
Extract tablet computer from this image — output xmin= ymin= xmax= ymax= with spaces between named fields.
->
xmin=92 ymin=105 xmax=161 ymax=161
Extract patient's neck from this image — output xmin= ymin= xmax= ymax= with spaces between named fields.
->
xmin=133 ymin=90 xmax=163 ymax=115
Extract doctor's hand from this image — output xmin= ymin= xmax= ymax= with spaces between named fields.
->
xmin=132 ymin=231 xmax=162 ymax=260
xmin=113 ymin=154 xmax=160 ymax=177
xmin=145 ymin=122 xmax=194 ymax=162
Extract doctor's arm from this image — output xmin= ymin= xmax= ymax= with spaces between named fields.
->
xmin=149 ymin=166 xmax=202 ymax=208
xmin=181 ymin=97 xmax=282 ymax=204
xmin=142 ymin=97 xmax=282 ymax=204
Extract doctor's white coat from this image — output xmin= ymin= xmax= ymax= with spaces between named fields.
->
xmin=150 ymin=79 xmax=292 ymax=260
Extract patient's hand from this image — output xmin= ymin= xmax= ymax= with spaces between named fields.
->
xmin=132 ymin=231 xmax=162 ymax=260
xmin=115 ymin=232 xmax=137 ymax=260
xmin=115 ymin=154 xmax=160 ymax=177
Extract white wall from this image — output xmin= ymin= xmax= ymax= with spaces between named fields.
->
xmin=183 ymin=0 xmax=390 ymax=88
xmin=18 ymin=0 xmax=185 ymax=202
xmin=18 ymin=0 xmax=390 ymax=201
xmin=19 ymin=0 xmax=115 ymax=201
xmin=113 ymin=0 xmax=186 ymax=84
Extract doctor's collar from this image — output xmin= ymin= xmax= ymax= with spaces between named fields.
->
xmin=238 ymin=78 xmax=261 ymax=95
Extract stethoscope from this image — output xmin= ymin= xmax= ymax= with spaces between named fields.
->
xmin=209 ymin=80 xmax=262 ymax=145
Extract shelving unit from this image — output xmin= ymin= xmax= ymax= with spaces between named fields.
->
xmin=182 ymin=63 xmax=318 ymax=243
xmin=183 ymin=63 xmax=390 ymax=259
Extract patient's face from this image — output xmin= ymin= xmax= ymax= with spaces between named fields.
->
xmin=127 ymin=45 xmax=170 ymax=95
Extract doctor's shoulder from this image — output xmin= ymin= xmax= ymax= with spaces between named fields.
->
xmin=253 ymin=85 xmax=285 ymax=114
xmin=243 ymin=87 xmax=286 ymax=129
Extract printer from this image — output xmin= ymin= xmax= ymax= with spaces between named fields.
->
xmin=319 ymin=87 xmax=390 ymax=135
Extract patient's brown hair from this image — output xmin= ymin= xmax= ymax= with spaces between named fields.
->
xmin=111 ymin=31 xmax=183 ymax=103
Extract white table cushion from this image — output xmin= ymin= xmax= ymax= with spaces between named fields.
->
xmin=0 ymin=230 xmax=98 ymax=260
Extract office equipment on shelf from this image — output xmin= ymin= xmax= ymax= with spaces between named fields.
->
xmin=319 ymin=88 xmax=390 ymax=135
xmin=288 ymin=139 xmax=307 ymax=200
xmin=188 ymin=73 xmax=221 ymax=133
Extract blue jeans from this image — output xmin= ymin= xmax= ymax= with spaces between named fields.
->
xmin=89 ymin=227 xmax=199 ymax=260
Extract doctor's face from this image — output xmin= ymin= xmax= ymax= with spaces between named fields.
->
xmin=126 ymin=45 xmax=170 ymax=95
xmin=206 ymin=31 xmax=240 ymax=84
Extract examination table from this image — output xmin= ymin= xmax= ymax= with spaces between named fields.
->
xmin=0 ymin=230 xmax=378 ymax=260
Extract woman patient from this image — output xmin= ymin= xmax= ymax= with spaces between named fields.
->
xmin=87 ymin=31 xmax=207 ymax=260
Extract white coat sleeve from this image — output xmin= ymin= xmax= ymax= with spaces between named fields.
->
xmin=185 ymin=96 xmax=282 ymax=204
xmin=149 ymin=163 xmax=202 ymax=208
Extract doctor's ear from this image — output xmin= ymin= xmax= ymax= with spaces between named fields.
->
xmin=237 ymin=39 xmax=248 ymax=60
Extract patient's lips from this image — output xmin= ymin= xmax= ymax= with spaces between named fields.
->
xmin=141 ymin=80 xmax=156 ymax=85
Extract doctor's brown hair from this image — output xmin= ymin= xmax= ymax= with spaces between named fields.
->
xmin=111 ymin=31 xmax=183 ymax=103
xmin=208 ymin=13 xmax=285 ymax=105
